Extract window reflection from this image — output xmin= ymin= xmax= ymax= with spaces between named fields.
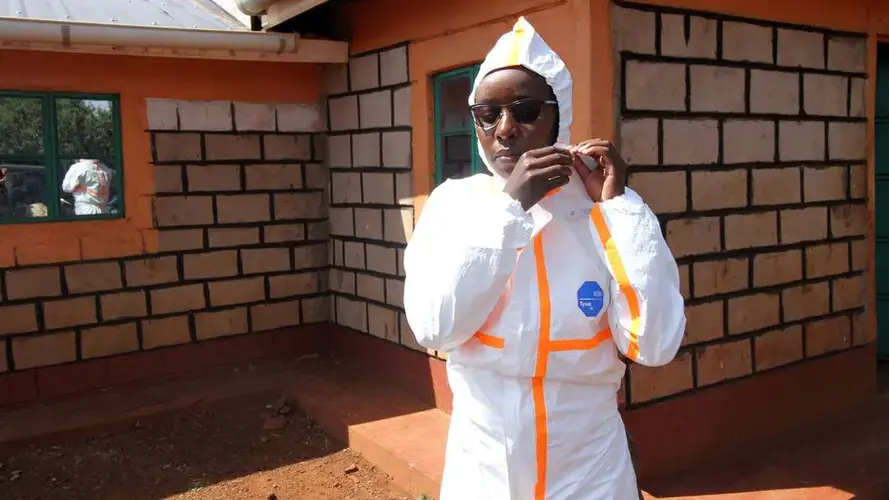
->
xmin=433 ymin=66 xmax=488 ymax=185
xmin=56 ymin=99 xmax=115 ymax=159
xmin=438 ymin=76 xmax=473 ymax=131
xmin=0 ymin=97 xmax=47 ymax=219
xmin=441 ymin=135 xmax=475 ymax=181
xmin=0 ymin=162 xmax=47 ymax=219
xmin=61 ymin=159 xmax=117 ymax=216
xmin=0 ymin=95 xmax=120 ymax=221
xmin=0 ymin=97 xmax=43 ymax=156
xmin=55 ymin=98 xmax=118 ymax=218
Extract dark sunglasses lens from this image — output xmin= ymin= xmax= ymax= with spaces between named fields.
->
xmin=509 ymin=100 xmax=545 ymax=124
xmin=472 ymin=106 xmax=501 ymax=127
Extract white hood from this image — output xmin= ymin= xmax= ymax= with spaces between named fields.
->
xmin=468 ymin=16 xmax=574 ymax=174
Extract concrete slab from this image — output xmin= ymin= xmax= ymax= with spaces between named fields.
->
xmin=0 ymin=356 xmax=885 ymax=500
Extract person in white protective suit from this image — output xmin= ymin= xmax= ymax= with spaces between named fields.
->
xmin=403 ymin=17 xmax=686 ymax=500
xmin=61 ymin=159 xmax=114 ymax=215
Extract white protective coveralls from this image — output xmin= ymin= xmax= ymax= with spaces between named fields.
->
xmin=403 ymin=17 xmax=686 ymax=500
xmin=61 ymin=159 xmax=114 ymax=215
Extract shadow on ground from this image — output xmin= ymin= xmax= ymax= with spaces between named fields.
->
xmin=0 ymin=391 xmax=408 ymax=500
xmin=643 ymin=361 xmax=889 ymax=500
xmin=1 ymin=352 xmax=887 ymax=500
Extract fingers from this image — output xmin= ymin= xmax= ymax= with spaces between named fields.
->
xmin=570 ymin=139 xmax=629 ymax=173
xmin=532 ymin=152 xmax=575 ymax=169
xmin=550 ymin=175 xmax=571 ymax=188
xmin=572 ymin=154 xmax=591 ymax=181
xmin=523 ymin=145 xmax=563 ymax=158
xmin=569 ymin=138 xmax=609 ymax=150
xmin=536 ymin=164 xmax=573 ymax=179
xmin=530 ymin=163 xmax=572 ymax=186
xmin=576 ymin=146 xmax=610 ymax=158
xmin=544 ymin=172 xmax=571 ymax=189
xmin=569 ymin=139 xmax=612 ymax=155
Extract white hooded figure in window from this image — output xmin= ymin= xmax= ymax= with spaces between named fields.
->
xmin=403 ymin=17 xmax=686 ymax=499
xmin=62 ymin=159 xmax=114 ymax=215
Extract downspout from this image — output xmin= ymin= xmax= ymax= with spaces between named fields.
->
xmin=235 ymin=0 xmax=276 ymax=16
xmin=233 ymin=0 xmax=334 ymax=31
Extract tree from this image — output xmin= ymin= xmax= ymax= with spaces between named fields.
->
xmin=0 ymin=95 xmax=114 ymax=160
xmin=56 ymin=98 xmax=115 ymax=160
xmin=0 ymin=96 xmax=43 ymax=157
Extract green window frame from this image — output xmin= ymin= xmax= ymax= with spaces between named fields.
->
xmin=432 ymin=64 xmax=485 ymax=185
xmin=0 ymin=90 xmax=124 ymax=224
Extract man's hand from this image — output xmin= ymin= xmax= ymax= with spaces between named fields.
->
xmin=503 ymin=146 xmax=574 ymax=210
xmin=569 ymin=139 xmax=628 ymax=202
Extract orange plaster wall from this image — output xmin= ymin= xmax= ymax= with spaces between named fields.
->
xmin=344 ymin=0 xmax=565 ymax=55
xmin=0 ymin=50 xmax=320 ymax=268
xmin=345 ymin=0 xmax=615 ymax=215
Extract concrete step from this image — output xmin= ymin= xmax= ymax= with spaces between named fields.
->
xmin=283 ymin=358 xmax=447 ymax=498
xmin=286 ymin=359 xmax=889 ymax=500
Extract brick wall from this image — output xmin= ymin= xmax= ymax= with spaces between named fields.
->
xmin=612 ymin=0 xmax=871 ymax=406
xmin=322 ymin=47 xmax=419 ymax=351
xmin=0 ymin=99 xmax=329 ymax=375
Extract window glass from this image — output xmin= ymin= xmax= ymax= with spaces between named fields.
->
xmin=0 ymin=92 xmax=123 ymax=223
xmin=441 ymin=135 xmax=474 ymax=181
xmin=433 ymin=66 xmax=486 ymax=185
xmin=0 ymin=96 xmax=44 ymax=157
xmin=0 ymin=160 xmax=47 ymax=219
xmin=59 ymin=159 xmax=119 ymax=217
xmin=56 ymin=98 xmax=116 ymax=159
xmin=0 ymin=96 xmax=47 ymax=219
xmin=438 ymin=76 xmax=473 ymax=132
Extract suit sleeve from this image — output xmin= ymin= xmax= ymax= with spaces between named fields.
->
xmin=61 ymin=163 xmax=84 ymax=194
xmin=589 ymin=188 xmax=686 ymax=367
xmin=403 ymin=180 xmax=534 ymax=352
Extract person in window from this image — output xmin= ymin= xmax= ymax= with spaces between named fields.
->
xmin=61 ymin=159 xmax=113 ymax=215
xmin=403 ymin=18 xmax=685 ymax=499
xmin=0 ymin=168 xmax=8 ymax=218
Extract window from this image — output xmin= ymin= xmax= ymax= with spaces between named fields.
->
xmin=432 ymin=65 xmax=488 ymax=185
xmin=0 ymin=91 xmax=123 ymax=223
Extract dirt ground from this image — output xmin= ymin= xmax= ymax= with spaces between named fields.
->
xmin=0 ymin=393 xmax=411 ymax=500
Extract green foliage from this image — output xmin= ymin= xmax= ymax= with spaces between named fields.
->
xmin=0 ymin=95 xmax=114 ymax=160
xmin=0 ymin=97 xmax=43 ymax=157
xmin=56 ymin=98 xmax=114 ymax=159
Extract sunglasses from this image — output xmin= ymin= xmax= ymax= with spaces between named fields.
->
xmin=468 ymin=98 xmax=558 ymax=131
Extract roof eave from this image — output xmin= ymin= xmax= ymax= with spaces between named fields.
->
xmin=0 ymin=17 xmax=348 ymax=64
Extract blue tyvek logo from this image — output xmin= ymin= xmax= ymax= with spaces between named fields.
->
xmin=577 ymin=281 xmax=605 ymax=318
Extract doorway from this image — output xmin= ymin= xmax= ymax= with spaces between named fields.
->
xmin=877 ymin=43 xmax=889 ymax=360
